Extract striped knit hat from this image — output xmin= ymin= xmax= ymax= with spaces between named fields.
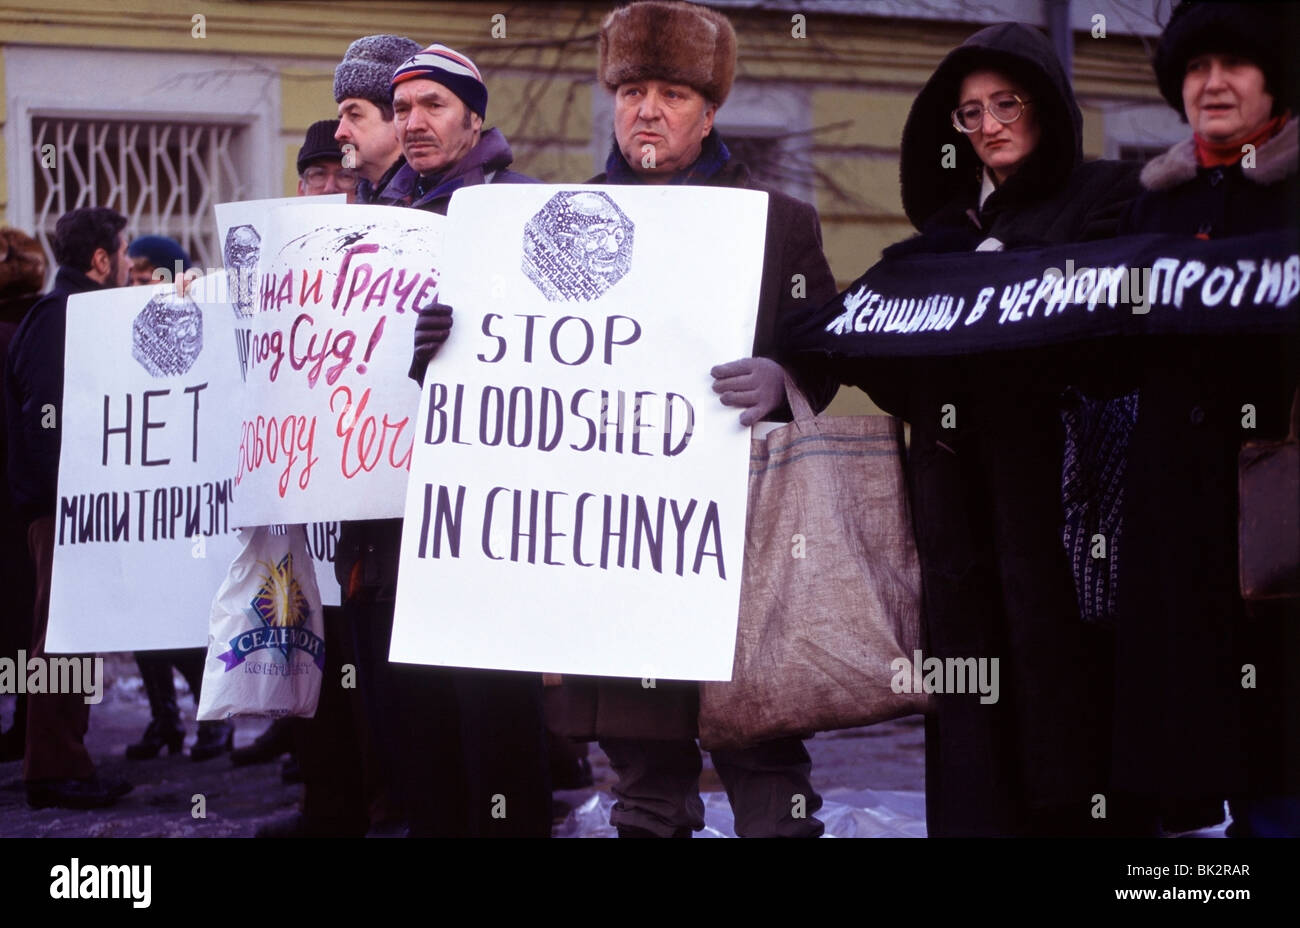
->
xmin=392 ymin=44 xmax=488 ymax=118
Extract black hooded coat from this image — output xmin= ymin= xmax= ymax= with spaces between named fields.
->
xmin=837 ymin=23 xmax=1146 ymax=836
xmin=1105 ymin=61 xmax=1300 ymax=809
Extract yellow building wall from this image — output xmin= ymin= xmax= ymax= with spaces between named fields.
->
xmin=0 ymin=1 xmax=1161 ymax=216
xmin=0 ymin=3 xmax=1165 ymax=413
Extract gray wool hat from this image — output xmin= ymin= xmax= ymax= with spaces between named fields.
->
xmin=334 ymin=34 xmax=422 ymax=106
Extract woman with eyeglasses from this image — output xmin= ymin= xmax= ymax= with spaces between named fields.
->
xmin=830 ymin=23 xmax=1146 ymax=837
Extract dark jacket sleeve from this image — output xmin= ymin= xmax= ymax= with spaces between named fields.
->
xmin=820 ymin=200 xmax=980 ymax=416
xmin=408 ymin=354 xmax=428 ymax=386
xmin=1073 ymin=160 xmax=1145 ymax=242
xmin=767 ymin=196 xmax=840 ymax=415
xmin=828 ymin=353 xmax=912 ymax=419
xmin=5 ymin=301 xmax=66 ymax=522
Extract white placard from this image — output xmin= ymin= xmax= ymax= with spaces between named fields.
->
xmin=228 ymin=202 xmax=442 ymax=525
xmin=214 ymin=195 xmax=344 ymax=318
xmin=390 ymin=185 xmax=767 ymax=680
xmin=306 ymin=521 xmax=341 ymax=606
xmin=214 ymin=199 xmax=346 ymax=604
xmin=47 ymin=286 xmax=243 ymax=652
xmin=187 ymin=269 xmax=341 ymax=606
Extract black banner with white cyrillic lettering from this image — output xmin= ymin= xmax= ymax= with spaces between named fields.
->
xmin=791 ymin=231 xmax=1299 ymax=359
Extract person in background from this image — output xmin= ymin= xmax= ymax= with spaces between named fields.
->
xmin=0 ymin=227 xmax=45 ymax=763
xmin=296 ymin=119 xmax=359 ymax=203
xmin=5 ymin=207 xmax=134 ymax=808
xmin=257 ymin=40 xmax=422 ymax=838
xmin=120 ymin=234 xmax=232 ymax=763
xmin=125 ymin=234 xmax=192 ymax=287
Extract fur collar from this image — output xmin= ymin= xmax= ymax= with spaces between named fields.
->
xmin=1140 ymin=117 xmax=1298 ymax=190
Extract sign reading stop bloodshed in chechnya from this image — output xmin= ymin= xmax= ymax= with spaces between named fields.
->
xmin=390 ymin=185 xmax=768 ymax=681
xmin=230 ymin=203 xmax=442 ymax=525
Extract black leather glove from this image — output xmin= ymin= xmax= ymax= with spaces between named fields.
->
xmin=410 ymin=300 xmax=453 ymax=385
xmin=414 ymin=301 xmax=453 ymax=364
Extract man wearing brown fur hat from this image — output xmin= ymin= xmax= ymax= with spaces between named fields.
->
xmin=549 ymin=0 xmax=836 ymax=838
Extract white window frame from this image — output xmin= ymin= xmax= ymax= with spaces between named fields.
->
xmin=4 ymin=46 xmax=281 ymax=269
xmin=1100 ymin=100 xmax=1188 ymax=162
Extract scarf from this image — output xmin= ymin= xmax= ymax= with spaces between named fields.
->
xmin=1059 ymin=387 xmax=1139 ymax=626
xmin=1194 ymin=110 xmax=1291 ymax=167
xmin=413 ymin=167 xmax=457 ymax=203
xmin=603 ymin=130 xmax=731 ymax=185
xmin=355 ymin=157 xmax=405 ymax=205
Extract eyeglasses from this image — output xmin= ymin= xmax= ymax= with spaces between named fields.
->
xmin=952 ymin=93 xmax=1031 ymax=133
xmin=301 ymin=165 xmax=359 ymax=191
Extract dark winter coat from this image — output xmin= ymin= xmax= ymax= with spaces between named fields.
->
xmin=5 ymin=268 xmax=108 ymax=526
xmin=894 ymin=22 xmax=1138 ymax=255
xmin=373 ymin=128 xmax=533 ymax=213
xmin=336 ymin=127 xmax=536 ymax=600
xmin=835 ymin=23 xmax=1145 ymax=835
xmin=354 ymin=155 xmax=406 ymax=206
xmin=1108 ymin=118 xmax=1300 ymax=803
xmin=546 ymin=136 xmax=840 ymax=742
xmin=0 ymin=292 xmax=40 ymax=657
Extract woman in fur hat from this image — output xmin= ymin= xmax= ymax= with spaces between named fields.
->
xmin=833 ymin=22 xmax=1150 ymax=836
xmin=1106 ymin=0 xmax=1299 ymax=837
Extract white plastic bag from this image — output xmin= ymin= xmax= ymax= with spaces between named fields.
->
xmin=197 ymin=524 xmax=324 ymax=720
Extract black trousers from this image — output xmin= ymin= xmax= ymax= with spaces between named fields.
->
xmin=294 ymin=605 xmax=369 ymax=835
xmin=346 ymin=595 xmax=552 ymax=837
xmin=133 ymin=648 xmax=205 ymax=730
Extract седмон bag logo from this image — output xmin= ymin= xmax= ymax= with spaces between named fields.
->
xmin=217 ymin=553 xmax=325 ymax=671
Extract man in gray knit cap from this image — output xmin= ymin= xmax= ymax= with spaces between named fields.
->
xmin=260 ymin=31 xmax=427 ymax=840
xmin=333 ymin=34 xmax=422 ymax=203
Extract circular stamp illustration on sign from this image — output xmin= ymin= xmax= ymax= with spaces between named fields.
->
xmin=132 ymin=292 xmax=204 ymax=377
xmin=224 ymin=224 xmax=262 ymax=318
xmin=522 ymin=191 xmax=634 ymax=302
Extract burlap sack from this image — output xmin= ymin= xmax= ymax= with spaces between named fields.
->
xmin=1239 ymin=388 xmax=1300 ymax=601
xmin=698 ymin=379 xmax=930 ymax=750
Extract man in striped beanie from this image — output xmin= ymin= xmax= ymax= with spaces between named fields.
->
xmin=374 ymin=43 xmax=532 ymax=213
xmin=340 ymin=41 xmax=551 ymax=838
xmin=389 ymin=44 xmax=493 ymax=183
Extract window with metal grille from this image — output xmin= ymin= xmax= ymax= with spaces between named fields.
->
xmin=30 ymin=117 xmax=248 ymax=273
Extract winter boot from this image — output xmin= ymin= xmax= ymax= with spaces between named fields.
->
xmin=127 ymin=654 xmax=185 ymax=759
xmin=190 ymin=720 xmax=234 ymax=761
